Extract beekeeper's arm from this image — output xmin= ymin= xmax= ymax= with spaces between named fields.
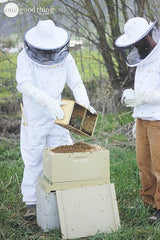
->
xmin=16 ymin=51 xmax=64 ymax=120
xmin=121 ymin=88 xmax=160 ymax=139
xmin=66 ymin=54 xmax=96 ymax=114
xmin=121 ymin=88 xmax=160 ymax=107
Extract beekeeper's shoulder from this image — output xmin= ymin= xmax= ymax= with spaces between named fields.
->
xmin=17 ymin=48 xmax=30 ymax=64
xmin=65 ymin=53 xmax=75 ymax=64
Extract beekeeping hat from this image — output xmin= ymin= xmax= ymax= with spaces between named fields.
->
xmin=25 ymin=19 xmax=69 ymax=49
xmin=24 ymin=20 xmax=70 ymax=66
xmin=115 ymin=17 xmax=159 ymax=67
xmin=115 ymin=17 xmax=156 ymax=47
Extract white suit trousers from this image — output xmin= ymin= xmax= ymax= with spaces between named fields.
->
xmin=20 ymin=122 xmax=72 ymax=204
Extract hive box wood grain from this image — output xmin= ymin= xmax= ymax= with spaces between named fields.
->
xmin=42 ymin=145 xmax=110 ymax=189
xmin=55 ymin=99 xmax=98 ymax=137
xmin=56 ymin=183 xmax=120 ymax=239
xmin=38 ymin=176 xmax=109 ymax=193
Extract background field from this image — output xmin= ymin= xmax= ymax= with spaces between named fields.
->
xmin=1 ymin=48 xmax=160 ymax=240
xmin=1 ymin=110 xmax=160 ymax=240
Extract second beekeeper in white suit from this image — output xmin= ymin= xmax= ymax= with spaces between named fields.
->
xmin=16 ymin=19 xmax=95 ymax=220
xmin=115 ymin=17 xmax=160 ymax=222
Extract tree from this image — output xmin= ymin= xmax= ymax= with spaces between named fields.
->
xmin=1 ymin=0 xmax=160 ymax=112
xmin=54 ymin=0 xmax=160 ymax=90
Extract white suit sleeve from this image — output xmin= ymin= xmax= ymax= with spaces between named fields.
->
xmin=20 ymin=82 xmax=65 ymax=119
xmin=16 ymin=50 xmax=65 ymax=120
xmin=16 ymin=50 xmax=33 ymax=92
xmin=144 ymin=91 xmax=160 ymax=104
xmin=66 ymin=54 xmax=90 ymax=108
xmin=72 ymin=82 xmax=90 ymax=108
xmin=122 ymin=88 xmax=160 ymax=107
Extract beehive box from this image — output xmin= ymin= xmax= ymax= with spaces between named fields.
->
xmin=38 ymin=175 xmax=109 ymax=193
xmin=56 ymin=183 xmax=120 ymax=239
xmin=42 ymin=143 xmax=110 ymax=190
xmin=55 ymin=99 xmax=98 ymax=137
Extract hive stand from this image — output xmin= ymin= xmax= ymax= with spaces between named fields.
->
xmin=36 ymin=144 xmax=121 ymax=238
xmin=36 ymin=186 xmax=60 ymax=232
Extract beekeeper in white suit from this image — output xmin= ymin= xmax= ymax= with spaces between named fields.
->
xmin=115 ymin=17 xmax=160 ymax=222
xmin=16 ymin=19 xmax=95 ymax=220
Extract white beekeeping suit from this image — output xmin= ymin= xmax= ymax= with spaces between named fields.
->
xmin=16 ymin=20 xmax=95 ymax=220
xmin=115 ymin=17 xmax=160 ymax=222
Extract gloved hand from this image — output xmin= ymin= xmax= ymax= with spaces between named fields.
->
xmin=121 ymin=89 xmax=134 ymax=104
xmin=121 ymin=89 xmax=145 ymax=107
xmin=45 ymin=99 xmax=65 ymax=120
xmin=72 ymin=82 xmax=96 ymax=114
xmin=20 ymin=81 xmax=65 ymax=120
xmin=88 ymin=106 xmax=96 ymax=114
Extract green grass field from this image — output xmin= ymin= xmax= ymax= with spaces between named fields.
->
xmin=1 ymin=112 xmax=160 ymax=240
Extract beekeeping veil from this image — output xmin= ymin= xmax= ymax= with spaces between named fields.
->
xmin=115 ymin=17 xmax=160 ymax=67
xmin=24 ymin=20 xmax=70 ymax=66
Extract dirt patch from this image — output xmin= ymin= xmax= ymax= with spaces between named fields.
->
xmin=0 ymin=117 xmax=20 ymax=136
xmin=0 ymin=98 xmax=21 ymax=137
xmin=51 ymin=142 xmax=97 ymax=153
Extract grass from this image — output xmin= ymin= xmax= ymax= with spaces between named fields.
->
xmin=1 ymin=112 xmax=160 ymax=240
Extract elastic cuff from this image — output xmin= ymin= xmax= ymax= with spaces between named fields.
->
xmin=26 ymin=204 xmax=36 ymax=208
xmin=26 ymin=201 xmax=37 ymax=206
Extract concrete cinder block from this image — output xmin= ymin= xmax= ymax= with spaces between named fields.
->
xmin=36 ymin=186 xmax=60 ymax=232
xmin=36 ymin=186 xmax=58 ymax=215
xmin=36 ymin=207 xmax=60 ymax=232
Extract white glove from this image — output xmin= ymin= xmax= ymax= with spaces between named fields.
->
xmin=88 ymin=106 xmax=96 ymax=114
xmin=121 ymin=89 xmax=145 ymax=107
xmin=20 ymin=81 xmax=65 ymax=120
xmin=121 ymin=89 xmax=134 ymax=104
xmin=45 ymin=98 xmax=65 ymax=120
